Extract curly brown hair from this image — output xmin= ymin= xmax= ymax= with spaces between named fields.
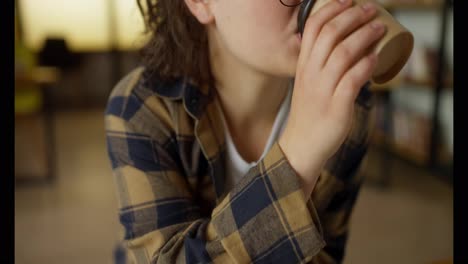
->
xmin=137 ymin=0 xmax=213 ymax=87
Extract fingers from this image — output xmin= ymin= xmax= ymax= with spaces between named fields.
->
xmin=298 ymin=0 xmax=352 ymax=69
xmin=297 ymin=0 xmax=384 ymax=108
xmin=321 ymin=19 xmax=385 ymax=94
xmin=310 ymin=2 xmax=378 ymax=69
xmin=333 ymin=52 xmax=378 ymax=111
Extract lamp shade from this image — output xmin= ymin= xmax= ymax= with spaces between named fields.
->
xmin=38 ymin=38 xmax=79 ymax=69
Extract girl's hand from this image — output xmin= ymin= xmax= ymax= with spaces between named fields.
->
xmin=279 ymin=0 xmax=385 ymax=195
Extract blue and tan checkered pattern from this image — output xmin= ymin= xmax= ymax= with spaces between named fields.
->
xmin=105 ymin=67 xmax=374 ymax=264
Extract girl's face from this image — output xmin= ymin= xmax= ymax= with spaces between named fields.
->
xmin=208 ymin=0 xmax=302 ymax=78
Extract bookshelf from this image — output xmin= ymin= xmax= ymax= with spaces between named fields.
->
xmin=381 ymin=0 xmax=444 ymax=11
xmin=368 ymin=0 xmax=453 ymax=186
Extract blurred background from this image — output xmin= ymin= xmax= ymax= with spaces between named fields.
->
xmin=14 ymin=0 xmax=453 ymax=263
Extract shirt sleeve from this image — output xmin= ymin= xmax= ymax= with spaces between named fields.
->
xmin=309 ymin=83 xmax=375 ymax=264
xmin=105 ymin=76 xmax=327 ymax=264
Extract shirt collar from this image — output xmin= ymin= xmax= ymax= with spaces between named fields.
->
xmin=143 ymin=70 xmax=227 ymax=199
xmin=143 ymin=70 xmax=214 ymax=120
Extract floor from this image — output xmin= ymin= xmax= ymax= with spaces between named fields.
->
xmin=14 ymin=109 xmax=453 ymax=264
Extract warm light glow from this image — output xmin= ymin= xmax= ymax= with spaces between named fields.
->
xmin=19 ymin=0 xmax=148 ymax=52
xmin=115 ymin=0 xmax=150 ymax=50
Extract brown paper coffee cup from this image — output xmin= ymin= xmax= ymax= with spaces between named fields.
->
xmin=306 ymin=0 xmax=414 ymax=84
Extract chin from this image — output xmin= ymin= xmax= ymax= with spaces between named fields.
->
xmin=270 ymin=64 xmax=297 ymax=78
xmin=269 ymin=69 xmax=296 ymax=79
xmin=279 ymin=58 xmax=299 ymax=78
xmin=258 ymin=56 xmax=298 ymax=78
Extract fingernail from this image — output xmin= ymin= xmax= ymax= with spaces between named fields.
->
xmin=371 ymin=22 xmax=385 ymax=31
xmin=338 ymin=0 xmax=348 ymax=4
xmin=362 ymin=3 xmax=375 ymax=12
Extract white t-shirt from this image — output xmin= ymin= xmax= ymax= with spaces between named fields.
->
xmin=217 ymin=86 xmax=293 ymax=192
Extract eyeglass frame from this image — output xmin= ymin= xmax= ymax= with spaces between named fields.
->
xmin=279 ymin=0 xmax=304 ymax=7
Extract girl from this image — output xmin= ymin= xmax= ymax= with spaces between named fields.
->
xmin=105 ymin=0 xmax=383 ymax=263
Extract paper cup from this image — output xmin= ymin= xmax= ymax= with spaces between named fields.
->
xmin=298 ymin=0 xmax=414 ymax=84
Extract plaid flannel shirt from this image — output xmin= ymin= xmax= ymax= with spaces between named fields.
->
xmin=105 ymin=67 xmax=374 ymax=264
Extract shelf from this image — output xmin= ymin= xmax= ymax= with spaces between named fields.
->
xmin=370 ymin=74 xmax=453 ymax=92
xmin=370 ymin=0 xmax=453 ymax=183
xmin=402 ymin=76 xmax=453 ymax=90
xmin=371 ymin=128 xmax=453 ymax=169
xmin=382 ymin=0 xmax=444 ymax=11
xmin=370 ymin=85 xmax=394 ymax=92
xmin=371 ymin=129 xmax=452 ymax=184
xmin=388 ymin=140 xmax=429 ymax=166
xmin=371 ymin=130 xmax=429 ymax=166
xmin=370 ymin=76 xmax=404 ymax=92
